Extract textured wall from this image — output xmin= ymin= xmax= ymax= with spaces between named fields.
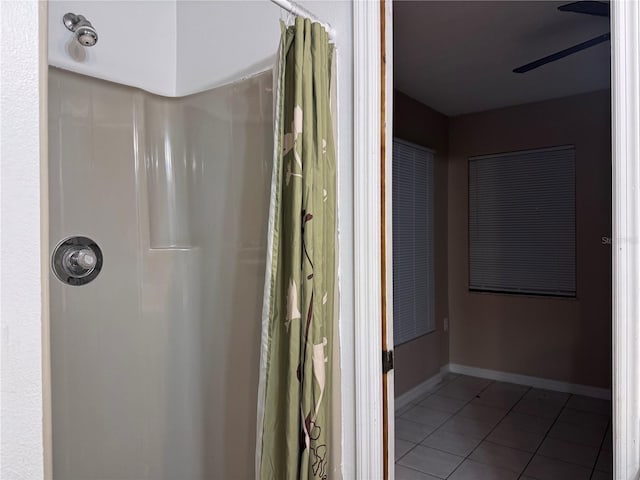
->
xmin=0 ymin=2 xmax=45 ymax=479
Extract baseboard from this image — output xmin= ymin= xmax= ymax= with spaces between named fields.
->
xmin=394 ymin=371 xmax=447 ymax=412
xmin=446 ymin=363 xmax=611 ymax=400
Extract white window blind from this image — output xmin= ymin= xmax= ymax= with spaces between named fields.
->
xmin=393 ymin=138 xmax=435 ymax=346
xmin=469 ymin=146 xmax=576 ymax=297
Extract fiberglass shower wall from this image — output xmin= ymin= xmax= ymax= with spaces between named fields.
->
xmin=49 ymin=67 xmax=273 ymax=480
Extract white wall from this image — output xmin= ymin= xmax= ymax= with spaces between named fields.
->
xmin=48 ymin=1 xmax=282 ymax=97
xmin=0 ymin=2 xmax=45 ymax=480
xmin=48 ymin=1 xmax=177 ymax=96
xmin=176 ymin=1 xmax=281 ymax=95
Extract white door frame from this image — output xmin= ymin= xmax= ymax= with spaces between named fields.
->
xmin=611 ymin=1 xmax=640 ymax=478
xmin=353 ymin=1 xmax=384 ymax=478
xmin=353 ymin=1 xmax=640 ymax=479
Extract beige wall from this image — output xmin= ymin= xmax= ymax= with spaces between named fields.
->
xmin=448 ymin=90 xmax=612 ymax=389
xmin=393 ymin=91 xmax=450 ymax=395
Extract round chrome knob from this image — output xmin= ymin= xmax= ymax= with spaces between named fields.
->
xmin=52 ymin=236 xmax=103 ymax=286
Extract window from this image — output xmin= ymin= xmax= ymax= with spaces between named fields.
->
xmin=469 ymin=146 xmax=576 ymax=297
xmin=393 ymin=138 xmax=435 ymax=345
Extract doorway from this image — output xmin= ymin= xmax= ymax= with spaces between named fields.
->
xmin=390 ymin=2 xmax=612 ymax=479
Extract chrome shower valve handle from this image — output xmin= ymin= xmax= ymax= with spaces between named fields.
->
xmin=52 ymin=236 xmax=103 ymax=286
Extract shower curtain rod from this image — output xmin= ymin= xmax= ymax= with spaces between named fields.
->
xmin=269 ymin=0 xmax=337 ymax=40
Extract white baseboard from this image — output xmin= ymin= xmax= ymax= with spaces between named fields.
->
xmin=394 ymin=371 xmax=448 ymax=412
xmin=446 ymin=363 xmax=611 ymax=400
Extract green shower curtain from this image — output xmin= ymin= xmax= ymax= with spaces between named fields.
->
xmin=256 ymin=17 xmax=337 ymax=480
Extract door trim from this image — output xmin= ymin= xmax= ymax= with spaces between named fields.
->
xmin=611 ymin=1 xmax=640 ymax=478
xmin=353 ymin=1 xmax=640 ymax=479
xmin=353 ymin=1 xmax=384 ymax=478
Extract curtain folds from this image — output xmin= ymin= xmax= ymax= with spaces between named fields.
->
xmin=256 ymin=17 xmax=337 ymax=480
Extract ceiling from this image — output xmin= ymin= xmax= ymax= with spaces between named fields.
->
xmin=394 ymin=1 xmax=611 ymax=116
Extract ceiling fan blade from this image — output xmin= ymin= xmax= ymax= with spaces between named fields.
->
xmin=513 ymin=32 xmax=610 ymax=73
xmin=558 ymin=1 xmax=610 ymax=17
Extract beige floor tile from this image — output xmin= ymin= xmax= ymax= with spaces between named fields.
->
xmin=557 ymin=407 xmax=610 ymax=429
xmin=595 ymin=448 xmax=613 ymax=472
xmin=440 ymin=415 xmax=496 ymax=439
xmin=437 ymin=384 xmax=485 ymax=402
xmin=395 ymin=376 xmax=611 ymax=480
xmin=537 ymin=437 xmax=599 ymax=468
xmin=418 ymin=394 xmax=467 ymax=414
xmin=565 ymin=395 xmax=611 ymax=416
xmin=547 ymin=421 xmax=606 ymax=448
xmin=396 ymin=438 xmax=417 ymax=461
xmin=591 ymin=470 xmax=613 ymax=480
xmin=602 ymin=424 xmax=612 ymax=451
xmin=458 ymin=402 xmax=508 ymax=425
xmin=448 ymin=459 xmax=518 ymax=480
xmin=396 ymin=418 xmax=438 ymax=443
xmin=523 ymin=388 xmax=570 ymax=405
xmin=499 ymin=411 xmax=554 ymax=435
xmin=401 ymin=405 xmax=452 ymax=427
xmin=397 ymin=445 xmax=464 ymax=478
xmin=421 ymin=429 xmax=483 ymax=457
xmin=436 ymin=376 xmax=491 ymax=401
xmin=395 ymin=464 xmax=441 ymax=480
xmin=474 ymin=383 xmax=528 ymax=410
xmin=486 ymin=423 xmax=545 ymax=452
xmin=523 ymin=454 xmax=592 ymax=480
xmin=469 ymin=440 xmax=533 ymax=473
xmin=396 ymin=403 xmax=417 ymax=417
xmin=513 ymin=397 xmax=564 ymax=419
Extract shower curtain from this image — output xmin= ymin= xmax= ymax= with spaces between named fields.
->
xmin=256 ymin=17 xmax=338 ymax=480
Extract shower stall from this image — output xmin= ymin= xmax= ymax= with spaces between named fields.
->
xmin=48 ymin=63 xmax=273 ymax=479
xmin=44 ymin=0 xmax=351 ymax=477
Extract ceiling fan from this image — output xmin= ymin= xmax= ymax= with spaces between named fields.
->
xmin=513 ymin=1 xmax=610 ymax=73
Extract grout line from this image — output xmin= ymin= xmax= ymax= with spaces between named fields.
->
xmin=482 ymin=413 xmax=609 ymax=454
xmin=443 ymin=381 xmax=532 ymax=479
xmin=395 ymin=374 xmax=486 ymax=466
xmin=396 ymin=462 xmax=449 ymax=479
xmin=396 ymin=374 xmax=613 ymax=479
xmin=398 ymin=376 xmax=528 ymax=476
xmin=528 ymin=414 xmax=611 ymax=472
xmin=589 ymin=416 xmax=613 ymax=479
xmin=394 ymin=374 xmax=463 ymax=463
xmin=521 ymin=451 xmax=603 ymax=477
xmin=394 ymin=442 xmax=420 ymax=466
xmin=515 ymin=393 xmax=575 ymax=479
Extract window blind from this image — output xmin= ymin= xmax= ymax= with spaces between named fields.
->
xmin=469 ymin=146 xmax=576 ymax=297
xmin=393 ymin=138 xmax=435 ymax=346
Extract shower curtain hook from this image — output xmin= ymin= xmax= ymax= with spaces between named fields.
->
xmin=281 ymin=8 xmax=294 ymax=27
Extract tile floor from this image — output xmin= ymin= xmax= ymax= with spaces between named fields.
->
xmin=395 ymin=374 xmax=612 ymax=480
